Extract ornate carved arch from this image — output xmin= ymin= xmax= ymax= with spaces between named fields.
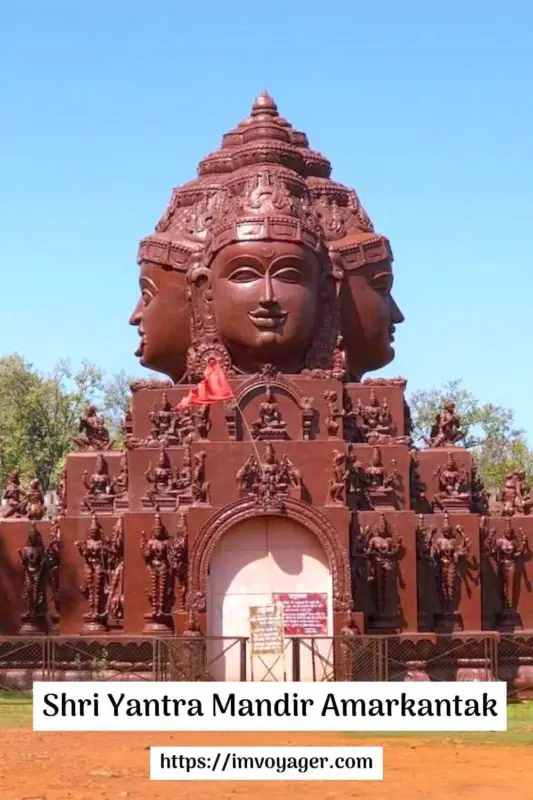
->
xmin=186 ymin=497 xmax=352 ymax=613
xmin=234 ymin=375 xmax=304 ymax=407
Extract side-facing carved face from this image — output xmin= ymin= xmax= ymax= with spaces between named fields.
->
xmin=129 ymin=262 xmax=190 ymax=382
xmin=209 ymin=241 xmax=321 ymax=372
xmin=340 ymin=260 xmax=404 ymax=379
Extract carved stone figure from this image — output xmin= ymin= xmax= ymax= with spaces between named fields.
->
xmin=359 ymin=514 xmax=403 ymax=627
xmin=75 ymin=514 xmax=110 ymax=632
xmin=250 ymin=386 xmax=288 ymax=440
xmin=423 ymin=401 xmax=465 ymax=448
xmin=326 ymin=450 xmax=349 ymax=505
xmin=73 ymin=404 xmax=111 ymax=451
xmin=106 ymin=516 xmax=124 ymax=624
xmin=300 ymin=396 xmax=316 ymax=441
xmin=195 ymin=404 xmax=211 ymax=440
xmin=140 ymin=512 xmax=176 ymax=633
xmin=112 ymin=453 xmax=129 ymax=510
xmin=45 ymin=519 xmax=60 ymax=622
xmin=24 ymin=479 xmax=47 ymax=520
xmin=496 ymin=470 xmax=531 ymax=516
xmin=354 ymin=389 xmax=396 ymax=443
xmin=18 ymin=523 xmax=47 ymax=634
xmin=323 ymin=390 xmax=343 ymax=438
xmin=485 ymin=519 xmax=527 ymax=626
xmin=1 ymin=469 xmax=26 ymax=518
xmin=471 ymin=464 xmax=490 ymax=515
xmin=142 ymin=445 xmax=176 ymax=509
xmin=409 ymin=452 xmax=430 ymax=513
xmin=172 ymin=512 xmax=189 ymax=611
xmin=421 ymin=512 xmax=470 ymax=628
xmin=236 ymin=444 xmax=301 ymax=508
xmin=81 ymin=454 xmax=115 ymax=513
xmin=130 ymin=93 xmax=404 ymax=384
xmin=362 ymin=448 xmax=401 ymax=510
xmin=149 ymin=392 xmax=176 ymax=442
xmin=432 ymin=454 xmax=470 ymax=512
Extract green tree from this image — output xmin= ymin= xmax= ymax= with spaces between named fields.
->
xmin=408 ymin=379 xmax=533 ymax=490
xmin=0 ymin=354 xmax=133 ymax=493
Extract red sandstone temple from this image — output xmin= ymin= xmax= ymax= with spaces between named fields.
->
xmin=1 ymin=94 xmax=532 ymax=689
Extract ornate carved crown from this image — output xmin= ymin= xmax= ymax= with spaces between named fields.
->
xmin=204 ymin=167 xmax=324 ymax=261
xmin=137 ymin=92 xmax=392 ymax=275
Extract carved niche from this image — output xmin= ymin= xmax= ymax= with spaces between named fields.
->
xmin=141 ymin=444 xmax=210 ymax=510
xmin=484 ymin=518 xmax=528 ymax=629
xmin=355 ymin=514 xmax=404 ymax=629
xmin=236 ymin=443 xmax=302 ymax=509
xmin=140 ymin=511 xmax=188 ymax=633
xmin=18 ymin=522 xmax=48 ymax=634
xmin=432 ymin=453 xmax=470 ymax=513
xmin=417 ymin=512 xmax=471 ymax=631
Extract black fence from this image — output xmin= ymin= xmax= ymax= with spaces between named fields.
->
xmin=0 ymin=633 xmax=531 ymax=697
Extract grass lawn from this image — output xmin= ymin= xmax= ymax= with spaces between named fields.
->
xmin=1 ymin=692 xmax=533 ymax=745
xmin=0 ymin=691 xmax=33 ymax=729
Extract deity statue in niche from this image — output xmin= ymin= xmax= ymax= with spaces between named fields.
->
xmin=73 ymin=404 xmax=111 ymax=451
xmin=432 ymin=454 xmax=470 ymax=513
xmin=81 ymin=454 xmax=115 ymax=513
xmin=112 ymin=453 xmax=129 ymax=510
xmin=496 ymin=470 xmax=531 ymax=516
xmin=323 ymin=390 xmax=344 ymax=438
xmin=172 ymin=512 xmax=188 ymax=612
xmin=326 ymin=450 xmax=349 ymax=505
xmin=106 ymin=516 xmax=125 ymax=625
xmin=346 ymin=444 xmax=365 ymax=508
xmin=359 ymin=514 xmax=403 ymax=628
xmin=354 ymin=389 xmax=396 ymax=442
xmin=75 ymin=514 xmax=110 ymax=633
xmin=423 ymin=401 xmax=465 ymax=448
xmin=140 ymin=512 xmax=177 ymax=633
xmin=485 ymin=519 xmax=528 ymax=627
xmin=149 ymin=392 xmax=176 ymax=442
xmin=129 ymin=93 xmax=404 ymax=383
xmin=362 ymin=448 xmax=402 ymax=510
xmin=420 ymin=512 xmax=470 ymax=630
xmin=45 ymin=519 xmax=60 ymax=623
xmin=236 ymin=444 xmax=301 ymax=508
xmin=18 ymin=523 xmax=47 ymax=634
xmin=250 ymin=386 xmax=288 ymax=440
xmin=142 ymin=445 xmax=177 ymax=509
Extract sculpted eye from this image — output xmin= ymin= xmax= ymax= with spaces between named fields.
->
xmin=228 ymin=267 xmax=262 ymax=283
xmin=142 ymin=289 xmax=155 ymax=306
xmin=371 ymin=277 xmax=392 ymax=297
xmin=272 ymin=268 xmax=303 ymax=284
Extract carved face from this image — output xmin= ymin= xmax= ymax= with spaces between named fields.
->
xmin=129 ymin=262 xmax=190 ymax=382
xmin=209 ymin=241 xmax=321 ymax=371
xmin=340 ymin=260 xmax=404 ymax=379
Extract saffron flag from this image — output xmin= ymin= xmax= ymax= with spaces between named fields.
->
xmin=176 ymin=358 xmax=234 ymax=409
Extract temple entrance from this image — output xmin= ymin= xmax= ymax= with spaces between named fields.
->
xmin=206 ymin=516 xmax=333 ymax=680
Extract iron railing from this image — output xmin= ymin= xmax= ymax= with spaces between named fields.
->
xmin=0 ymin=633 xmax=531 ymax=695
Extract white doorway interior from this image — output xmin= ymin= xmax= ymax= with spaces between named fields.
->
xmin=206 ymin=516 xmax=333 ymax=680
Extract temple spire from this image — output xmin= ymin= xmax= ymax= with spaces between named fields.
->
xmin=251 ymin=91 xmax=278 ymax=116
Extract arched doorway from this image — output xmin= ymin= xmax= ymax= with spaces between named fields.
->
xmin=207 ymin=515 xmax=333 ymax=680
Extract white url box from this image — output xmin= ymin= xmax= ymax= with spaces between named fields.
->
xmin=150 ymin=746 xmax=384 ymax=781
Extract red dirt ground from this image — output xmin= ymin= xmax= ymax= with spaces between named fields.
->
xmin=0 ymin=730 xmax=531 ymax=800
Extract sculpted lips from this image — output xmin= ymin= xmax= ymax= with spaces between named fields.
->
xmin=134 ymin=328 xmax=146 ymax=357
xmin=248 ymin=308 xmax=288 ymax=330
xmin=389 ymin=324 xmax=396 ymax=342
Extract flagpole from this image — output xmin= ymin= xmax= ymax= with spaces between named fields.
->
xmin=235 ymin=403 xmax=266 ymax=476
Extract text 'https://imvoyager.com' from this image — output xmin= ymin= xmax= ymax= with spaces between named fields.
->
xmin=149 ymin=747 xmax=383 ymax=781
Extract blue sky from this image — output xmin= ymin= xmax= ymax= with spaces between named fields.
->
xmin=1 ymin=2 xmax=532 ymax=440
